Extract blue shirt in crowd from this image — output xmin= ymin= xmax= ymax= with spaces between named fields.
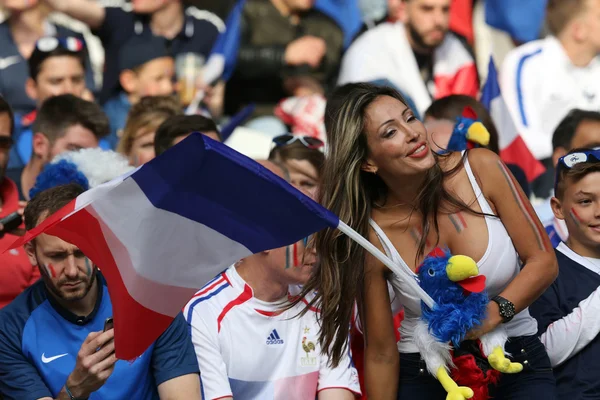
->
xmin=0 ymin=272 xmax=199 ymax=400
xmin=103 ymin=92 xmax=131 ymax=149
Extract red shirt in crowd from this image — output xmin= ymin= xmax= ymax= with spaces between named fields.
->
xmin=0 ymin=177 xmax=39 ymax=309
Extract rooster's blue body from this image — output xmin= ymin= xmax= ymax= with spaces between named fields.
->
xmin=417 ymin=248 xmax=488 ymax=347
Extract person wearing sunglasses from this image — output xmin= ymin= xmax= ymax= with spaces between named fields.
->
xmin=0 ymin=0 xmax=95 ymax=124
xmin=529 ymin=148 xmax=600 ymax=398
xmin=7 ymin=36 xmax=100 ymax=171
xmin=0 ymin=95 xmax=39 ymax=310
xmin=269 ymin=134 xmax=325 ymax=200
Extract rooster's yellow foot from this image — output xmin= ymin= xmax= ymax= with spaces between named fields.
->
xmin=436 ymin=367 xmax=474 ymax=400
xmin=488 ymin=346 xmax=523 ymax=374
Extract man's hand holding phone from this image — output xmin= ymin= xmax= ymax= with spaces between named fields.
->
xmin=63 ymin=320 xmax=117 ymax=399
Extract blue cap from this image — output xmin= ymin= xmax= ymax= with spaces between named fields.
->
xmin=118 ymin=35 xmax=170 ymax=72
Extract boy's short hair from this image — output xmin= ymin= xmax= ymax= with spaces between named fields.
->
xmin=552 ymin=109 xmax=600 ymax=151
xmin=154 ymin=115 xmax=220 ymax=156
xmin=32 ymin=94 xmax=109 ymax=143
xmin=546 ymin=0 xmax=589 ymax=36
xmin=555 ymin=148 xmax=600 ymax=199
xmin=28 ymin=39 xmax=87 ymax=81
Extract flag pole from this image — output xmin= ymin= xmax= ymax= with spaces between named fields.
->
xmin=336 ymin=220 xmax=436 ymax=309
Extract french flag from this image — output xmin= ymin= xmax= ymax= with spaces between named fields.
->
xmin=4 ymin=133 xmax=339 ymax=360
xmin=485 ymin=0 xmax=546 ymax=44
xmin=480 ymin=58 xmax=545 ymax=182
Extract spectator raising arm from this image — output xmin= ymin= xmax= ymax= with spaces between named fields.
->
xmin=43 ymin=0 xmax=106 ymax=30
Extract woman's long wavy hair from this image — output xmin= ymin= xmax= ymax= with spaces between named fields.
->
xmin=294 ymin=83 xmax=483 ymax=367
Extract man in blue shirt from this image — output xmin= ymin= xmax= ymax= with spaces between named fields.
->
xmin=44 ymin=0 xmax=223 ymax=104
xmin=0 ymin=183 xmax=200 ymax=400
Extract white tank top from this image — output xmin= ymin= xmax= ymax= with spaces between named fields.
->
xmin=370 ymin=155 xmax=538 ymax=353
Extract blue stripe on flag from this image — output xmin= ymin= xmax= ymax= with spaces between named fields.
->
xmin=485 ymin=0 xmax=547 ymax=43
xmin=131 ymin=133 xmax=339 ymax=254
xmin=206 ymin=0 xmax=246 ymax=81
xmin=480 ymin=57 xmax=500 ymax=110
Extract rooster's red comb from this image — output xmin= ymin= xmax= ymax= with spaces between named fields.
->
xmin=461 ymin=106 xmax=478 ymax=120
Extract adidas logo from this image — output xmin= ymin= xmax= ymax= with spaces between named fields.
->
xmin=266 ymin=329 xmax=284 ymax=345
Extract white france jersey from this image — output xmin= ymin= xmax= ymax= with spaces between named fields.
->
xmin=183 ymin=266 xmax=361 ymax=400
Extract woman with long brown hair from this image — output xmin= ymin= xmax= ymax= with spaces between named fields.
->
xmin=298 ymin=83 xmax=558 ymax=399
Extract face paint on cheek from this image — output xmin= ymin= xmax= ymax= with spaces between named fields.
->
xmin=570 ymin=208 xmax=583 ymax=227
xmin=42 ymin=263 xmax=56 ymax=278
xmin=84 ymin=257 xmax=92 ymax=277
xmin=293 ymin=242 xmax=299 ymax=267
xmin=285 ymin=245 xmax=291 ymax=269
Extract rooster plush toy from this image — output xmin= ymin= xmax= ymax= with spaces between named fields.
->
xmin=446 ymin=106 xmax=490 ymax=152
xmin=412 ymin=248 xmax=522 ymax=400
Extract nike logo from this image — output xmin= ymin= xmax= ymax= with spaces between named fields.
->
xmin=41 ymin=353 xmax=68 ymax=363
xmin=0 ymin=56 xmax=21 ymax=70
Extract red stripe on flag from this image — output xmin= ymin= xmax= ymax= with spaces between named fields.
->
xmin=217 ymin=284 xmax=253 ymax=332
xmin=500 ymin=135 xmax=545 ymax=182
xmin=434 ymin=63 xmax=479 ymax=99
xmin=450 ymin=0 xmax=474 ymax=44
xmin=47 ymin=207 xmax=174 ymax=361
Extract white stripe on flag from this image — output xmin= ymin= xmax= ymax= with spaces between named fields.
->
xmin=88 ymin=206 xmax=199 ymax=317
xmin=88 ymin=177 xmax=253 ymax=290
xmin=489 ymin=95 xmax=518 ymax=150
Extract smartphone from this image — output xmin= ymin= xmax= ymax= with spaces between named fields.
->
xmin=103 ymin=317 xmax=114 ymax=332
xmin=0 ymin=212 xmax=22 ymax=235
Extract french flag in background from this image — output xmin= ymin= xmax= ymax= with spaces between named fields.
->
xmin=485 ymin=0 xmax=547 ymax=44
xmin=480 ymin=58 xmax=545 ymax=182
xmin=5 ymin=133 xmax=340 ymax=360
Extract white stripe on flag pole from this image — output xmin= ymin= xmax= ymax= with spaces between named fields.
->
xmin=337 ymin=220 xmax=436 ymax=309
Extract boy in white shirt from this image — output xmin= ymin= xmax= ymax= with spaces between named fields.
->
xmin=184 ymin=161 xmax=360 ymax=400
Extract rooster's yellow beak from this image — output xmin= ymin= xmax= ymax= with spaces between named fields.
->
xmin=466 ymin=122 xmax=490 ymax=147
xmin=446 ymin=255 xmax=479 ymax=282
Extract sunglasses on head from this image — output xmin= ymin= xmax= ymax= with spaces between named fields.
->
xmin=272 ymin=134 xmax=324 ymax=149
xmin=554 ymin=149 xmax=600 ymax=192
xmin=35 ymin=37 xmax=85 ymax=53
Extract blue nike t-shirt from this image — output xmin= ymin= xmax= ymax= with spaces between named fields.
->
xmin=0 ymin=272 xmax=199 ymax=400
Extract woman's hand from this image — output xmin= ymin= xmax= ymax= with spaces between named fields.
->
xmin=464 ymin=301 xmax=503 ymax=340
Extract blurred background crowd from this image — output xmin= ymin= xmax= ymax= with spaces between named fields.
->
xmin=0 ymin=0 xmax=599 ymax=398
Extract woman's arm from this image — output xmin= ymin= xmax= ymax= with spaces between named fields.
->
xmin=467 ymin=149 xmax=558 ymax=336
xmin=362 ymin=234 xmax=399 ymax=399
